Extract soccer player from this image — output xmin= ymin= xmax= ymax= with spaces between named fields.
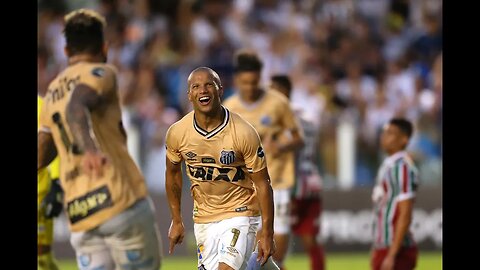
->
xmin=37 ymin=9 xmax=162 ymax=270
xmin=38 ymin=96 xmax=61 ymax=270
xmin=224 ymin=51 xmax=304 ymax=270
xmin=165 ymin=67 xmax=275 ymax=270
xmin=270 ymin=75 xmax=325 ymax=270
xmin=371 ymin=118 xmax=419 ymax=270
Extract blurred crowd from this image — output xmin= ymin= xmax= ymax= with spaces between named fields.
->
xmin=38 ymin=0 xmax=442 ymax=190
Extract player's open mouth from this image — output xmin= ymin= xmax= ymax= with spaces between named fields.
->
xmin=198 ymin=96 xmax=211 ymax=105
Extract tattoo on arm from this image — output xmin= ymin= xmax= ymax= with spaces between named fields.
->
xmin=38 ymin=132 xmax=57 ymax=170
xmin=66 ymin=84 xmax=105 ymax=153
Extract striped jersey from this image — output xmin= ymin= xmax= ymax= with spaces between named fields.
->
xmin=291 ymin=111 xmax=322 ymax=199
xmin=372 ymin=151 xmax=419 ymax=249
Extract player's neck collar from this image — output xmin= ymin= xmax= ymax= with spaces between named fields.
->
xmin=193 ymin=106 xmax=230 ymax=139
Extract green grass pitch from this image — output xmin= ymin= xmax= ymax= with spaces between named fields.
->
xmin=58 ymin=251 xmax=441 ymax=269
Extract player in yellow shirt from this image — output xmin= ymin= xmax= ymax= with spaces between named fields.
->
xmin=165 ymin=67 xmax=276 ymax=270
xmin=38 ymin=9 xmax=161 ymax=270
xmin=224 ymin=51 xmax=304 ymax=270
xmin=38 ymin=96 xmax=61 ymax=270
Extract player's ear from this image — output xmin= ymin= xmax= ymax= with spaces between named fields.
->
xmin=187 ymin=88 xmax=192 ymax=102
xmin=218 ymin=85 xmax=224 ymax=99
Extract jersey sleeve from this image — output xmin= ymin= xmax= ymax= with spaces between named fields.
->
xmin=38 ymin=96 xmax=52 ymax=134
xmin=165 ymin=124 xmax=183 ymax=164
xmin=240 ymin=123 xmax=267 ymax=173
xmin=395 ymin=160 xmax=419 ymax=201
xmin=80 ymin=65 xmax=117 ymax=96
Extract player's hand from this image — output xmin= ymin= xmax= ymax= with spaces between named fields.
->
xmin=257 ymin=231 xmax=276 ymax=266
xmin=82 ymin=150 xmax=108 ymax=179
xmin=380 ymin=254 xmax=395 ymax=270
xmin=41 ymin=178 xmax=64 ymax=218
xmin=168 ymin=220 xmax=185 ymax=254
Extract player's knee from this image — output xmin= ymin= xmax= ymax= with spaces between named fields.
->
xmin=300 ymin=235 xmax=316 ymax=250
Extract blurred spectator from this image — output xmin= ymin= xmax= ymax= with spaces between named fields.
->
xmin=335 ymin=58 xmax=377 ymax=119
xmin=38 ymin=0 xmax=442 ymax=189
xmin=384 ymin=58 xmax=417 ymax=119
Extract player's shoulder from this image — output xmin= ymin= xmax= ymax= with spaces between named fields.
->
xmin=78 ymin=62 xmax=117 ymax=78
xmin=228 ymin=110 xmax=259 ymax=137
xmin=229 ymin=109 xmax=251 ymax=127
xmin=265 ymin=89 xmax=291 ymax=106
xmin=223 ymin=93 xmax=240 ymax=108
xmin=393 ymin=152 xmax=418 ymax=172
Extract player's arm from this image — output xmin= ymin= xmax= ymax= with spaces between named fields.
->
xmin=66 ymin=84 xmax=105 ymax=153
xmin=387 ymin=199 xmax=413 ymax=259
xmin=251 ymin=168 xmax=274 ymax=233
xmin=278 ymin=129 xmax=304 ymax=153
xmin=38 ymin=131 xmax=57 ymax=171
xmin=251 ymin=168 xmax=275 ymax=265
xmin=165 ymin=157 xmax=183 ymax=223
xmin=272 ymin=101 xmax=304 ymax=156
xmin=383 ymin=162 xmax=417 ymax=270
xmin=66 ymin=84 xmax=108 ymax=178
xmin=164 ymin=125 xmax=185 ymax=254
xmin=242 ymin=124 xmax=275 ymax=265
xmin=165 ymin=157 xmax=185 ymax=254
xmin=381 ymin=199 xmax=413 ymax=270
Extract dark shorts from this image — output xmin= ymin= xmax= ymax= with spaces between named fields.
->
xmin=291 ymin=197 xmax=322 ymax=236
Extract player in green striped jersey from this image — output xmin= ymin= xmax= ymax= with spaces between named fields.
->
xmin=371 ymin=118 xmax=419 ymax=270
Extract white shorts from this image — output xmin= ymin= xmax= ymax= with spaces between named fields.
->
xmin=257 ymin=188 xmax=291 ymax=235
xmin=195 ymin=216 xmax=260 ymax=270
xmin=70 ymin=198 xmax=162 ymax=270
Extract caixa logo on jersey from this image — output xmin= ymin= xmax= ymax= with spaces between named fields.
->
xmin=220 ymin=150 xmax=235 ymax=165
xmin=187 ymin=165 xmax=245 ymax=182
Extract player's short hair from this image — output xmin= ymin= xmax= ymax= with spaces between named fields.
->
xmin=389 ymin=118 xmax=414 ymax=139
xmin=64 ymin=9 xmax=106 ymax=56
xmin=233 ymin=50 xmax=263 ymax=73
xmin=187 ymin=67 xmax=222 ymax=90
xmin=271 ymin=74 xmax=292 ymax=93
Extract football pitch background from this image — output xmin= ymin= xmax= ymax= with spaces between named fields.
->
xmin=58 ymin=252 xmax=442 ymax=269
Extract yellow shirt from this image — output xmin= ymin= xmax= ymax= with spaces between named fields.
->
xmin=38 ymin=96 xmax=60 ymax=206
xmin=224 ymin=90 xmax=302 ymax=189
xmin=39 ymin=62 xmax=147 ymax=232
xmin=165 ymin=107 xmax=268 ymax=223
